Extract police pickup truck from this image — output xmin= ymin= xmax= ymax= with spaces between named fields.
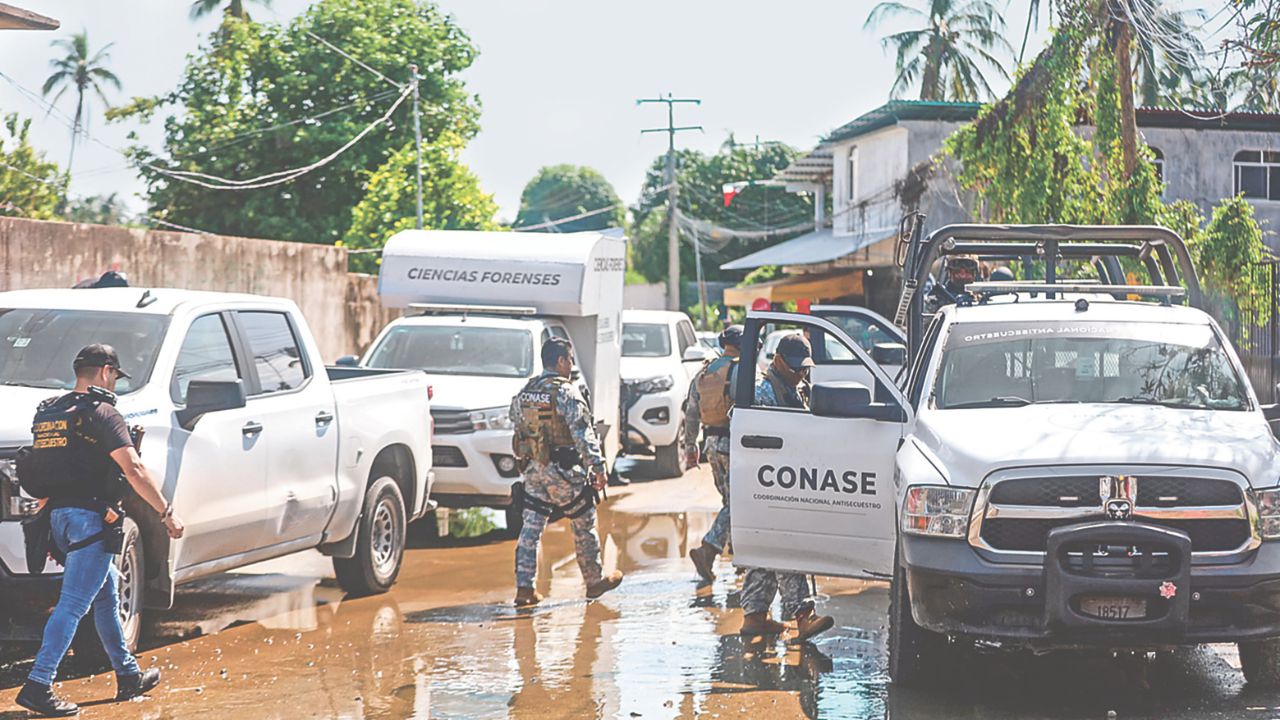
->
xmin=730 ymin=224 xmax=1280 ymax=687
xmin=0 ymin=288 xmax=434 ymax=653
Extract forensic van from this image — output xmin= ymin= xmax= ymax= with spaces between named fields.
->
xmin=351 ymin=229 xmax=624 ymax=528
xmin=730 ymin=224 xmax=1280 ymax=688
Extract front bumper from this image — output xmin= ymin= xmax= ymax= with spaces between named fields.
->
xmin=622 ymin=387 xmax=681 ymax=453
xmin=429 ymin=429 xmax=520 ymax=505
xmin=903 ymin=522 xmax=1280 ymax=649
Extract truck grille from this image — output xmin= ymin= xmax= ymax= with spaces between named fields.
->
xmin=431 ymin=408 xmax=474 ymax=435
xmin=432 ymin=445 xmax=468 ymax=468
xmin=974 ymin=473 xmax=1256 ymax=558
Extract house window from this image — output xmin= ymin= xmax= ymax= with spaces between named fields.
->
xmin=1234 ymin=150 xmax=1280 ymax=201
xmin=847 ymin=146 xmax=859 ymax=202
xmin=1150 ymin=146 xmax=1164 ymax=188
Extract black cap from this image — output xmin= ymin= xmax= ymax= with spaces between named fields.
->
xmin=73 ymin=344 xmax=131 ymax=379
xmin=776 ymin=334 xmax=815 ymax=369
xmin=719 ymin=324 xmax=744 ymax=349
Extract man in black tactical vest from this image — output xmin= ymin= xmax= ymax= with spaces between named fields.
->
xmin=16 ymin=345 xmax=185 ymax=718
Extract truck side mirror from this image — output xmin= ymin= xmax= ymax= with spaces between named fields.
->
xmin=335 ymin=355 xmax=359 ymax=367
xmin=872 ymin=342 xmax=907 ymax=366
xmin=811 ymin=381 xmax=905 ymax=422
xmin=683 ymin=346 xmax=710 ymax=362
xmin=177 ymin=380 xmax=247 ymax=431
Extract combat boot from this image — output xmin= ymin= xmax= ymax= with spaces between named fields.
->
xmin=689 ymin=544 xmax=717 ymax=582
xmin=115 ymin=668 xmax=161 ymax=701
xmin=586 ymin=570 xmax=624 ymax=599
xmin=514 ymin=587 xmax=543 ymax=608
xmin=794 ymin=607 xmax=835 ymax=641
xmin=15 ymin=680 xmax=79 ymax=717
xmin=739 ymin=611 xmax=785 ymax=636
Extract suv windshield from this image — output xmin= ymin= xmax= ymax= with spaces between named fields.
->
xmin=0 ymin=309 xmax=168 ymax=395
xmin=622 ymin=323 xmax=671 ymax=357
xmin=935 ymin=321 xmax=1247 ymax=410
xmin=366 ymin=325 xmax=534 ymax=378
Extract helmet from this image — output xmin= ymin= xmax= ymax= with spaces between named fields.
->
xmin=719 ymin=324 xmax=744 ymax=349
xmin=990 ymin=266 xmax=1016 ymax=282
xmin=945 ymin=255 xmax=978 ymax=284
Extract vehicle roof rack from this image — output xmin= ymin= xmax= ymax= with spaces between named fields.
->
xmin=966 ymin=282 xmax=1186 ymax=305
xmin=408 ymin=302 xmax=537 ymax=317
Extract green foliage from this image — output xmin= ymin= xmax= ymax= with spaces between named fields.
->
xmin=685 ymin=302 xmax=722 ymax=331
xmin=1199 ymin=197 xmax=1269 ymax=310
xmin=117 ymin=0 xmax=487 ymax=245
xmin=513 ymin=165 xmax=624 ymax=232
xmin=189 ymin=0 xmax=270 ymax=21
xmin=342 ymin=137 xmax=497 ymax=273
xmin=0 ymin=113 xmax=65 ymax=220
xmin=630 ymin=142 xmax=811 ymax=284
xmin=63 ymin=193 xmax=134 ymax=226
xmin=864 ymin=0 xmax=1013 ymax=101
xmin=741 ymin=265 xmax=782 ymax=286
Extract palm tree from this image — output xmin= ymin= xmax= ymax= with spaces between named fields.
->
xmin=865 ymin=0 xmax=1013 ymax=102
xmin=189 ymin=0 xmax=271 ymax=21
xmin=1132 ymin=6 xmax=1206 ymax=107
xmin=1017 ymin=0 xmax=1055 ymax=65
xmin=42 ymin=31 xmax=121 ymax=173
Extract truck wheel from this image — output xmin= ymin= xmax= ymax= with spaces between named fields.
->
xmin=1240 ymin=639 xmax=1280 ymax=687
xmin=72 ymin=517 xmax=144 ymax=664
xmin=334 ymin=477 xmax=406 ymax=597
xmin=654 ymin=421 xmax=685 ymax=479
xmin=888 ymin=544 xmax=946 ymax=687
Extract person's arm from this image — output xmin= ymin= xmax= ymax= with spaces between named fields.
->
xmin=109 ymin=446 xmax=184 ymax=538
xmin=559 ymin=384 xmax=607 ymax=489
xmin=683 ymin=374 xmax=702 ymax=467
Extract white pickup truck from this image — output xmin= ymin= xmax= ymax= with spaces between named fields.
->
xmin=0 ymin=287 xmax=434 ymax=652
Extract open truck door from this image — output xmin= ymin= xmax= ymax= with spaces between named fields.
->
xmin=730 ymin=311 xmax=910 ymax=579
xmin=809 ymin=305 xmax=907 ymax=391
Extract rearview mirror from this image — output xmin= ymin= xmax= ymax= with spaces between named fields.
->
xmin=683 ymin=346 xmax=710 ymax=362
xmin=872 ymin=342 xmax=907 ymax=366
xmin=811 ymin=381 xmax=905 ymax=422
xmin=176 ymin=380 xmax=247 ymax=431
xmin=335 ymin=355 xmax=359 ymax=367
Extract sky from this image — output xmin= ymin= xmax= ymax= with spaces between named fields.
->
xmin=2 ymin=0 xmax=1069 ymax=227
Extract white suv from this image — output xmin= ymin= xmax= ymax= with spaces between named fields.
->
xmin=619 ymin=310 xmax=708 ymax=477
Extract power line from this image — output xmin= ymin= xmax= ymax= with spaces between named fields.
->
xmin=513 ymin=203 xmax=623 ymax=232
xmin=304 ymin=31 xmax=404 ymax=91
xmin=638 ymin=93 xmax=702 ymax=318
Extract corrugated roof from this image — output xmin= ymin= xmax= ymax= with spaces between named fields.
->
xmin=0 ymin=3 xmax=58 ymax=29
xmin=720 ymin=226 xmax=895 ymax=270
xmin=824 ymin=101 xmax=983 ymax=144
xmin=774 ymin=145 xmax=834 ymax=184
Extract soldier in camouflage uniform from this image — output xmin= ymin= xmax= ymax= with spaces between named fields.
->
xmin=684 ymin=325 xmax=743 ymax=582
xmin=509 ymin=337 xmax=624 ymax=607
xmin=738 ymin=334 xmax=835 ymax=641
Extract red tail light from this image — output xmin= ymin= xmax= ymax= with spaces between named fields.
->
xmin=427 ymin=384 xmax=434 ymax=401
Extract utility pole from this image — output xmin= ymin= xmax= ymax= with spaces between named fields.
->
xmin=410 ymin=64 xmax=424 ymax=230
xmin=638 ymin=93 xmax=701 ymax=313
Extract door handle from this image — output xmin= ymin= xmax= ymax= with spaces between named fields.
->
xmin=741 ymin=434 xmax=784 ymax=450
xmin=315 ymin=411 xmax=335 ymax=426
xmin=242 ymin=421 xmax=264 ymax=436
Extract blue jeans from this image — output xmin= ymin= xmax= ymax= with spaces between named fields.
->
xmin=28 ymin=507 xmax=140 ymax=686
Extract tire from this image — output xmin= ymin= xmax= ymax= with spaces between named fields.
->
xmin=654 ymin=417 xmax=685 ymax=479
xmin=334 ymin=477 xmax=406 ymax=597
xmin=1240 ymin=639 xmax=1280 ymax=687
xmin=888 ymin=542 xmax=947 ymax=687
xmin=72 ymin=517 xmax=144 ymax=664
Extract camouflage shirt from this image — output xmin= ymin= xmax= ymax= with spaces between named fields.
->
xmin=509 ymin=370 xmax=607 ymax=473
xmin=754 ymin=367 xmax=808 ymax=410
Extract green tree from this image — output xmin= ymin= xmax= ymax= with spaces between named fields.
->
xmin=513 ymin=165 xmax=624 ymax=232
xmin=864 ymin=0 xmax=1012 ymax=101
xmin=63 ymin=192 xmax=134 ymax=226
xmin=343 ymin=135 xmax=497 ymax=273
xmin=0 ymin=113 xmax=66 ymax=220
xmin=630 ymin=140 xmax=811 ymax=285
xmin=42 ymin=30 xmax=121 ymax=172
xmin=115 ymin=0 xmax=487 ymax=245
xmin=189 ymin=0 xmax=271 ymax=21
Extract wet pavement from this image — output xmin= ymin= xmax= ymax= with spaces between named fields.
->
xmin=2 ymin=463 xmax=1279 ymax=719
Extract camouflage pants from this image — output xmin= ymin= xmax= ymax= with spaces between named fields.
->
xmin=741 ymin=569 xmax=814 ymax=618
xmin=701 ymin=437 xmax=732 ymax=552
xmin=514 ymin=463 xmax=603 ymax=589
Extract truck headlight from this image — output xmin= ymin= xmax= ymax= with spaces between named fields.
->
xmin=470 ymin=407 xmax=513 ymax=431
xmin=903 ymin=486 xmax=975 ymax=539
xmin=628 ymin=375 xmax=674 ymax=395
xmin=1256 ymin=488 xmax=1280 ymax=540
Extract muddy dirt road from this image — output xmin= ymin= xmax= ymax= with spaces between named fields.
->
xmin=1 ymin=463 xmax=1275 ymax=719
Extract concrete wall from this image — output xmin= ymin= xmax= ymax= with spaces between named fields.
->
xmin=0 ymin=217 xmax=399 ymax=361
xmin=623 ymin=282 xmax=666 ymax=310
xmin=831 ymin=126 xmax=910 ymax=237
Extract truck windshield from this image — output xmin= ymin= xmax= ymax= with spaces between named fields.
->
xmin=935 ymin=322 xmax=1247 ymax=410
xmin=0 ymin=309 xmax=168 ymax=395
xmin=366 ymin=326 xmax=535 ymax=378
xmin=622 ymin=323 xmax=671 ymax=357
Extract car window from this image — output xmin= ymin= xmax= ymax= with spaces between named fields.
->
xmin=0 ymin=309 xmax=168 ymax=395
xmin=823 ymin=313 xmax=899 ymax=353
xmin=677 ymin=321 xmax=697 ymax=356
xmin=238 ymin=311 xmax=308 ymax=394
xmin=622 ymin=323 xmax=671 ymax=357
xmin=171 ymin=314 xmax=241 ymax=404
xmin=548 ymin=325 xmax=570 ymax=340
xmin=908 ymin=314 xmax=945 ymax=408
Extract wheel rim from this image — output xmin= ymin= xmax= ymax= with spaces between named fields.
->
xmin=370 ymin=497 xmax=401 ymax=580
xmin=117 ymin=532 xmax=142 ymax=645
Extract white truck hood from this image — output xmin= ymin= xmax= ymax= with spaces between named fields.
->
xmin=912 ymin=404 xmax=1280 ymax=489
xmin=422 ymin=373 xmax=528 ymax=412
xmin=620 ymin=356 xmax=673 ymax=382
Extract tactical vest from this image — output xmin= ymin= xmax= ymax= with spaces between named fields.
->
xmin=512 ymin=375 xmax=577 ymax=466
xmin=17 ymin=390 xmax=112 ymax=500
xmin=766 ymin=372 xmax=810 ymax=411
xmin=696 ymin=356 xmax=737 ymax=428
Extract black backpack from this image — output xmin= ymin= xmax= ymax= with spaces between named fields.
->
xmin=15 ymin=392 xmax=106 ymax=500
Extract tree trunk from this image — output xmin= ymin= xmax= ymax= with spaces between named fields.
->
xmin=919 ymin=37 xmax=944 ymax=101
xmin=1110 ymin=1 xmax=1140 ymax=180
